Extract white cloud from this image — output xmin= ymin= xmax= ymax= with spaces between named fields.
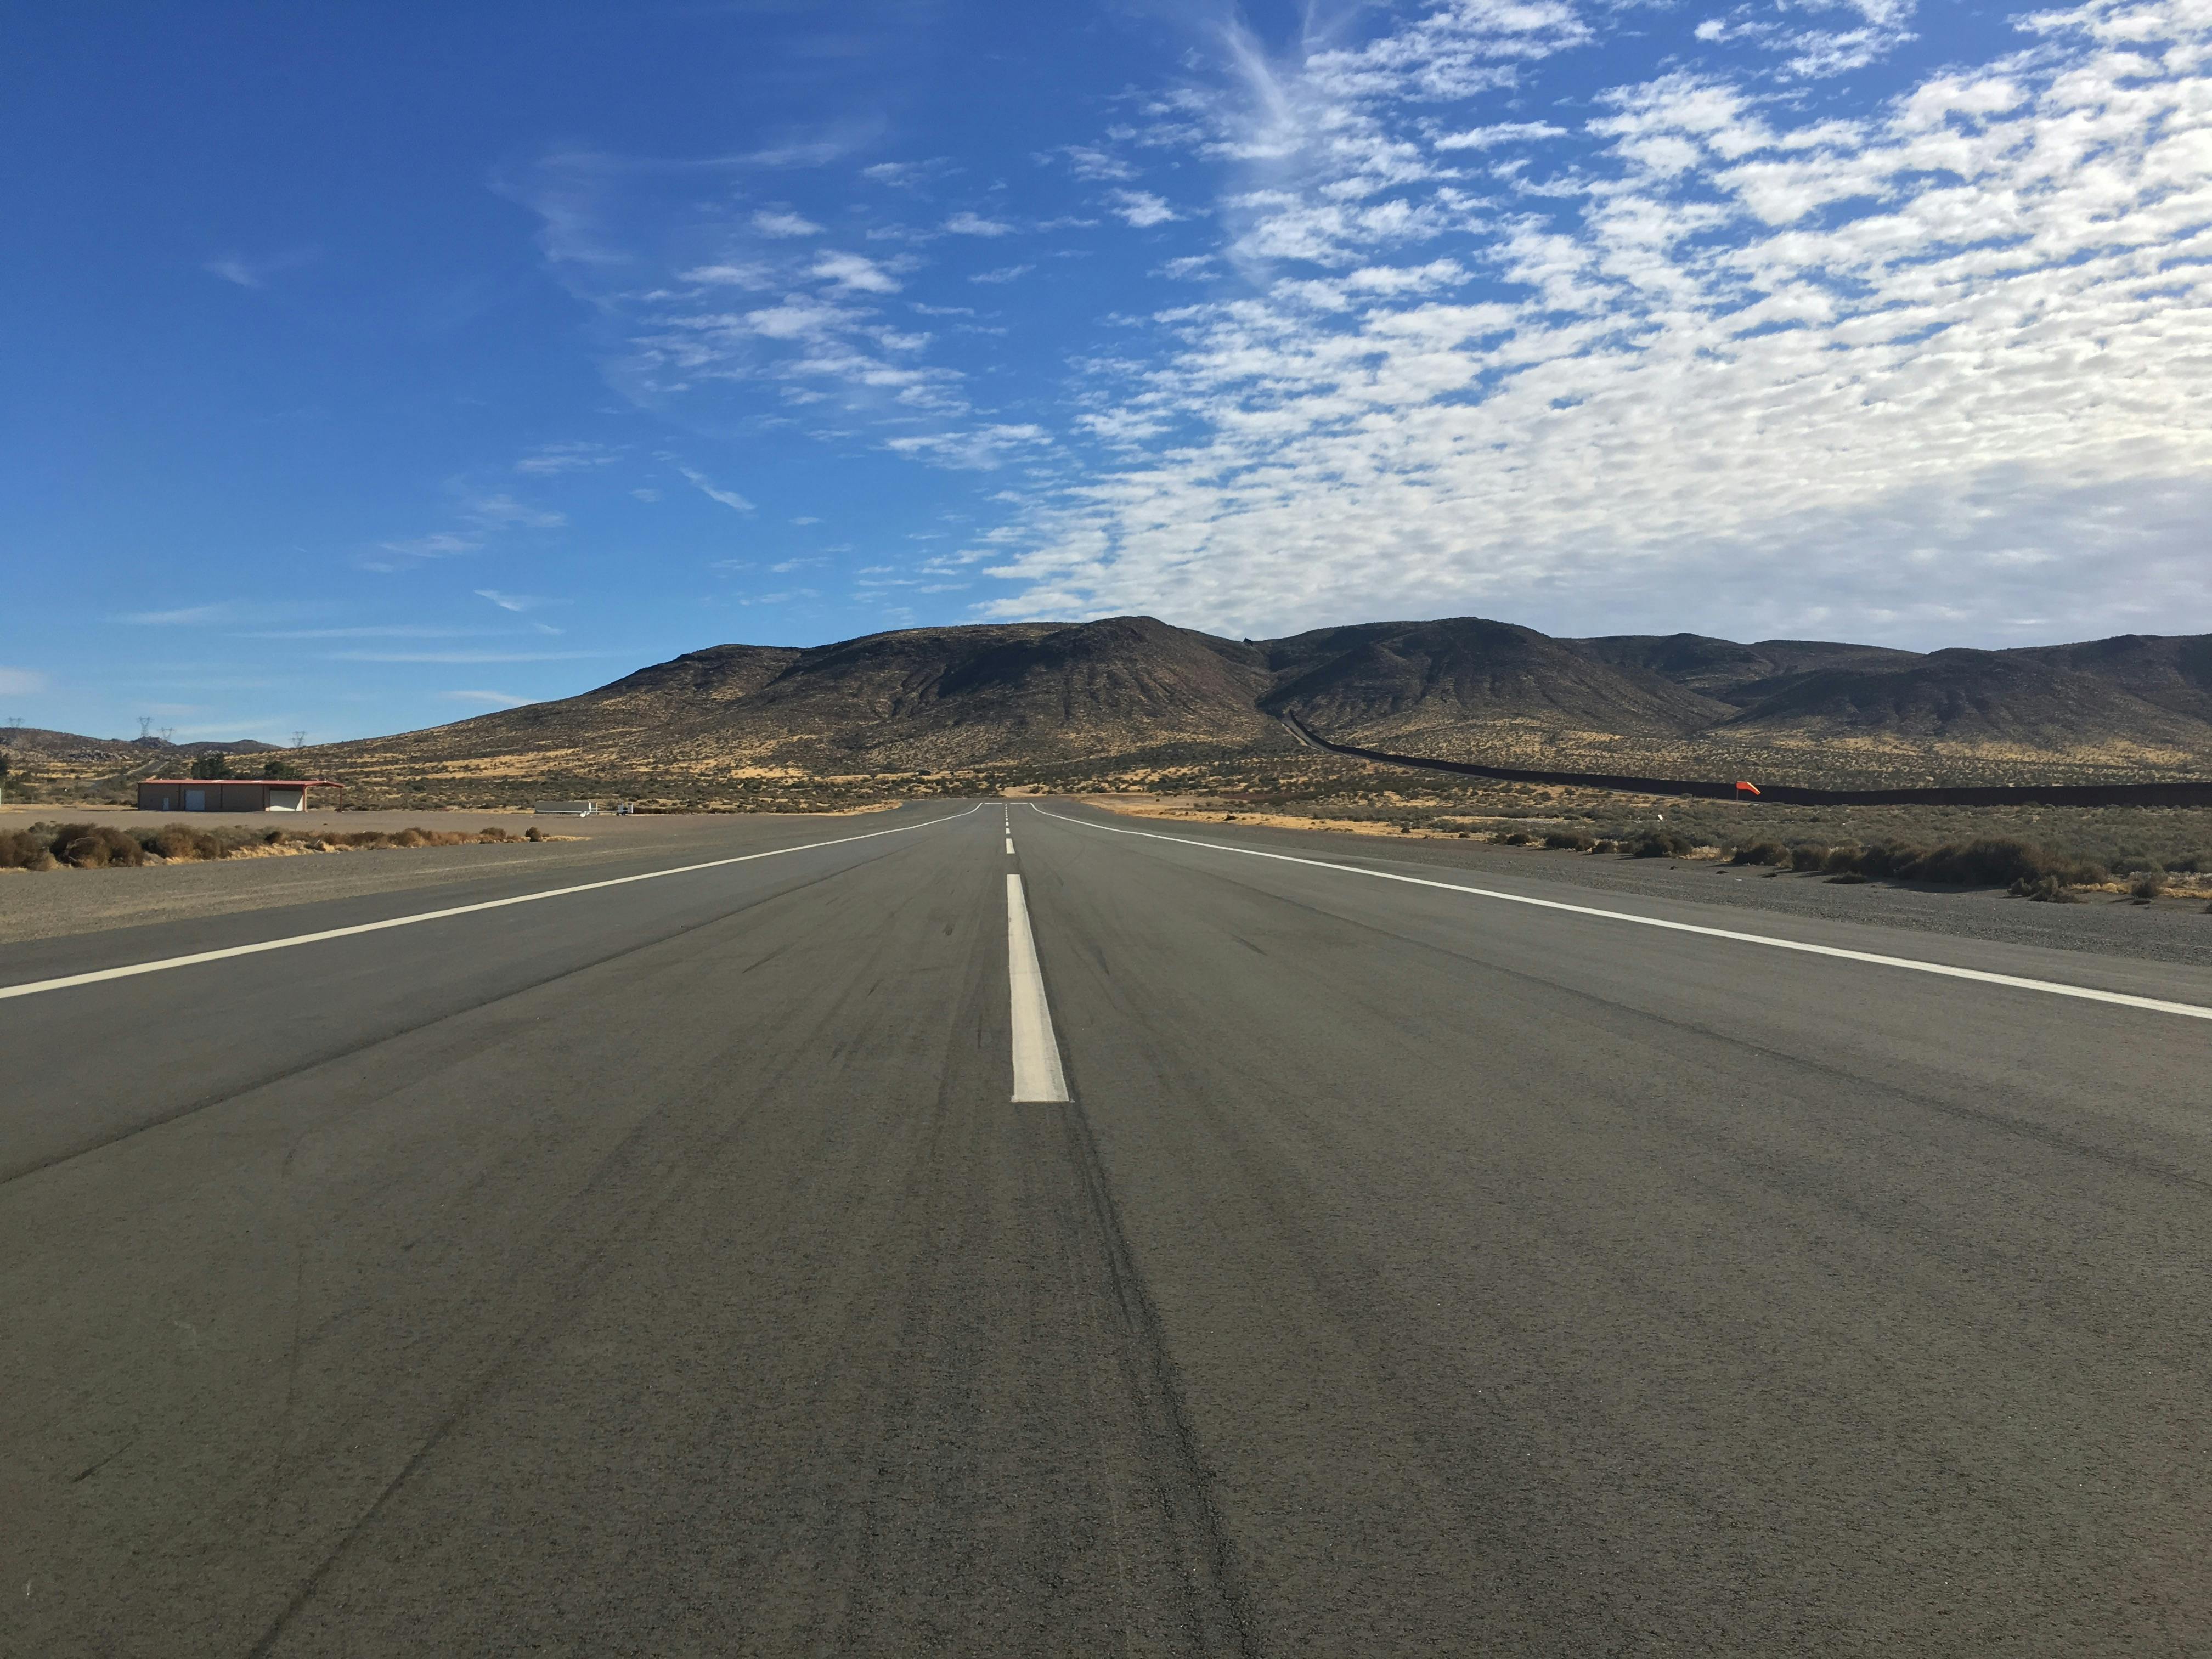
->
xmin=1160 ymin=255 xmax=1217 ymax=279
xmin=1053 ymin=145 xmax=1136 ymax=180
xmin=377 ymin=532 xmax=483 ymax=560
xmin=1108 ymin=190 xmax=1182 ymax=227
xmin=1433 ymin=121 xmax=1569 ymax=149
xmin=976 ymin=0 xmax=2212 ymax=645
xmin=679 ymin=262 xmax=775 ymax=287
xmin=752 ymin=208 xmax=824 ymax=238
xmin=944 ymin=210 xmax=1015 ymax=236
xmin=812 ymin=251 xmax=901 ymax=292
xmin=245 ymin=627 xmax=495 ymax=639
xmin=515 ymin=441 xmax=617 ymax=475
xmin=371 ymin=490 xmax=566 ymax=566
xmin=969 ymin=263 xmax=1034 ymax=284
xmin=676 ymin=466 xmax=755 ymax=513
xmin=117 ymin=605 xmax=233 ymax=626
xmin=473 ymin=496 xmax=567 ymax=530
xmin=442 ymin=690 xmax=536 ymax=707
xmin=475 ymin=589 xmax=567 ymax=612
xmin=0 ymin=667 xmax=47 ymax=695
xmin=885 ymin=424 xmax=1052 ymax=470
xmin=201 ymin=249 xmax=315 ymax=289
xmin=334 ymin=651 xmax=618 ymax=664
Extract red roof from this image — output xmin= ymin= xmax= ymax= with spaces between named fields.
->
xmin=139 ymin=778 xmax=336 ymax=787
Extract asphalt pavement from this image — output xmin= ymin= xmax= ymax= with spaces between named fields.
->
xmin=5 ymin=799 xmax=2209 ymax=1655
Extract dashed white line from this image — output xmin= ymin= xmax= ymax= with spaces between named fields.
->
xmin=0 ymin=807 xmax=981 ymax=1004
xmin=1005 ymin=873 xmax=1070 ymax=1102
xmin=1030 ymin=804 xmax=2212 ymax=1024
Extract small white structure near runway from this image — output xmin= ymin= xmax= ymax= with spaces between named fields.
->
xmin=533 ymin=799 xmax=601 ymax=816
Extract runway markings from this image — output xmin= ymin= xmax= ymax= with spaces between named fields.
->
xmin=0 ymin=807 xmax=980 ymax=1005
xmin=1006 ymin=873 xmax=1071 ymax=1102
xmin=1006 ymin=837 xmax=1017 ymax=854
xmin=1033 ymin=806 xmax=2212 ymax=1024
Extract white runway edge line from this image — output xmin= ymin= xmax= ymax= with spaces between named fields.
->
xmin=1031 ymin=806 xmax=2212 ymax=1024
xmin=0 ymin=806 xmax=981 ymax=1004
xmin=1006 ymin=873 xmax=1070 ymax=1103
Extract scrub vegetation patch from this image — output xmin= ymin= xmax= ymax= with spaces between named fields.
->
xmin=0 ymin=822 xmax=569 ymax=872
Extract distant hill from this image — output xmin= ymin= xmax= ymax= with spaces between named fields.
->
xmin=279 ymin=615 xmax=2212 ymax=802
xmin=1 ymin=726 xmax=280 ymax=761
xmin=1262 ymin=618 xmax=1730 ymax=740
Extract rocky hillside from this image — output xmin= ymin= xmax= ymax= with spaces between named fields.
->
xmin=286 ymin=615 xmax=2212 ymax=803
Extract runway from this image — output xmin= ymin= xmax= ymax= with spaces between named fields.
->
xmin=5 ymin=799 xmax=2208 ymax=1655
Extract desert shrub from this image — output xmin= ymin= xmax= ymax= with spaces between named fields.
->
xmin=1590 ymin=838 xmax=1618 ymax=854
xmin=2012 ymin=874 xmax=2083 ymax=904
xmin=1904 ymin=838 xmax=2103 ymax=888
xmin=524 ymin=826 xmax=545 ymax=842
xmin=1499 ymin=830 xmax=1532 ymax=845
xmin=0 ymin=829 xmax=39 ymax=868
xmin=391 ymin=828 xmax=430 ymax=848
xmin=1543 ymin=830 xmax=1596 ymax=851
xmin=150 ymin=824 xmax=224 ymax=861
xmin=2130 ymin=867 xmax=2167 ymax=900
xmin=1787 ymin=844 xmax=1829 ymax=872
xmin=49 ymin=823 xmax=146 ymax=868
xmin=1731 ymin=842 xmax=1787 ymax=866
xmin=1632 ymin=832 xmax=1691 ymax=859
xmin=1804 ymin=839 xmax=2111 ymax=889
xmin=1826 ymin=872 xmax=1868 ymax=884
xmin=1855 ymin=844 xmax=1925 ymax=879
xmin=478 ymin=826 xmax=514 ymax=842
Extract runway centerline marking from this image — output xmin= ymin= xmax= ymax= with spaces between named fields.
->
xmin=1006 ymin=873 xmax=1070 ymax=1102
xmin=0 ymin=806 xmax=981 ymax=1004
xmin=1031 ymin=805 xmax=2212 ymax=1024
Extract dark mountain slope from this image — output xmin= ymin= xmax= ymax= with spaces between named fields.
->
xmin=2003 ymin=634 xmax=2212 ymax=724
xmin=287 ymin=613 xmax=2212 ymax=800
xmin=1 ymin=726 xmax=279 ymax=759
xmin=1265 ymin=618 xmax=1733 ymax=739
xmin=709 ymin=614 xmax=1284 ymax=766
xmin=1568 ymin=634 xmax=1925 ymax=705
xmin=313 ymin=616 xmax=1290 ymax=782
xmin=1722 ymin=649 xmax=2212 ymax=751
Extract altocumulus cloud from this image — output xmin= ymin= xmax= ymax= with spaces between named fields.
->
xmin=973 ymin=0 xmax=2212 ymax=645
xmin=499 ymin=0 xmax=2212 ymax=646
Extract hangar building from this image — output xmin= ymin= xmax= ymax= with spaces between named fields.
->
xmin=136 ymin=778 xmax=337 ymax=812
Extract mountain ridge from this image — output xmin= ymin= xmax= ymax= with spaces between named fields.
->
xmin=270 ymin=612 xmax=2212 ymax=802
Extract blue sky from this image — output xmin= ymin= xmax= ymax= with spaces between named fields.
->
xmin=5 ymin=0 xmax=2208 ymax=742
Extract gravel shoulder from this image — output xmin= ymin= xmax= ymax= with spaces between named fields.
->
xmin=9 ymin=798 xmax=2206 ymax=973
xmin=1090 ymin=803 xmax=2212 ymax=973
xmin=0 ymin=808 xmax=904 ymax=946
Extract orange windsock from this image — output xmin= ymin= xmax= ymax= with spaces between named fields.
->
xmin=1734 ymin=780 xmax=1761 ymax=796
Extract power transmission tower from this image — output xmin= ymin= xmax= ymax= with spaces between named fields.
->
xmin=292 ymin=730 xmax=307 ymax=749
xmin=160 ymin=727 xmax=176 ymax=745
xmin=139 ymin=716 xmax=154 ymax=740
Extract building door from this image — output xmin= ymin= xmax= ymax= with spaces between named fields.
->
xmin=184 ymin=789 xmax=206 ymax=811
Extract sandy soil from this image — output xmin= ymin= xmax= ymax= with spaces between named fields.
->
xmin=0 ymin=809 xmax=895 ymax=946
